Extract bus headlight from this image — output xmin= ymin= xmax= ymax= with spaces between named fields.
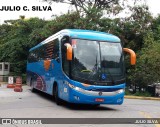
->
xmin=68 ymin=83 xmax=75 ymax=88
xmin=65 ymin=81 xmax=75 ymax=88
xmin=68 ymin=83 xmax=84 ymax=92
xmin=74 ymin=86 xmax=83 ymax=91
xmin=117 ymin=89 xmax=125 ymax=94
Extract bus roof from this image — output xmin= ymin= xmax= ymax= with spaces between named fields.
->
xmin=29 ymin=29 xmax=121 ymax=51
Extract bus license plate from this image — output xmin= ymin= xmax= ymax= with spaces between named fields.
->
xmin=95 ymin=98 xmax=104 ymax=102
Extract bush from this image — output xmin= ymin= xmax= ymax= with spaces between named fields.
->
xmin=133 ymin=91 xmax=151 ymax=97
xmin=125 ymin=88 xmax=152 ymax=97
xmin=125 ymin=89 xmax=133 ymax=95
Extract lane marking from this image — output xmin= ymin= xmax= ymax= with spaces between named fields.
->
xmin=140 ymin=111 xmax=160 ymax=127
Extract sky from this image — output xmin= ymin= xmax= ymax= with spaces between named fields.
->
xmin=0 ymin=0 xmax=159 ymax=24
xmin=0 ymin=0 xmax=70 ymax=24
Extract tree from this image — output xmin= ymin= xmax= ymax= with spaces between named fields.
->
xmin=42 ymin=0 xmax=144 ymax=17
xmin=128 ymin=32 xmax=160 ymax=92
xmin=43 ymin=0 xmax=118 ymax=12
xmin=151 ymin=15 xmax=160 ymax=41
xmin=116 ymin=5 xmax=153 ymax=51
xmin=0 ymin=17 xmax=47 ymax=75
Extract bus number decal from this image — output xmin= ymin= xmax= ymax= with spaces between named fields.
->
xmin=64 ymin=87 xmax=67 ymax=93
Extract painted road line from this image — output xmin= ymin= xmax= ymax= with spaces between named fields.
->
xmin=140 ymin=111 xmax=160 ymax=127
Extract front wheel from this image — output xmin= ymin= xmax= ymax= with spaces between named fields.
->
xmin=55 ymin=85 xmax=61 ymax=105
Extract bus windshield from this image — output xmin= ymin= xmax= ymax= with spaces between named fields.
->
xmin=71 ymin=39 xmax=125 ymax=85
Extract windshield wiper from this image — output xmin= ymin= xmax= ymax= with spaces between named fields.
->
xmin=88 ymin=53 xmax=100 ymax=79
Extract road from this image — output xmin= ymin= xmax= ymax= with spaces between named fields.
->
xmin=0 ymin=85 xmax=160 ymax=127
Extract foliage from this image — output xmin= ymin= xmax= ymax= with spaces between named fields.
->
xmin=125 ymin=89 xmax=133 ymax=95
xmin=43 ymin=0 xmax=121 ymax=13
xmin=0 ymin=17 xmax=47 ymax=75
xmin=151 ymin=15 xmax=160 ymax=41
xmin=127 ymin=32 xmax=160 ymax=91
xmin=117 ymin=5 xmax=153 ymax=51
xmin=42 ymin=0 xmax=144 ymax=18
xmin=125 ymin=89 xmax=151 ymax=97
xmin=133 ymin=91 xmax=151 ymax=97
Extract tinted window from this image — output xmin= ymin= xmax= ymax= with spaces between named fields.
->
xmin=28 ymin=38 xmax=59 ymax=63
xmin=61 ymin=36 xmax=70 ymax=76
xmin=45 ymin=39 xmax=59 ymax=60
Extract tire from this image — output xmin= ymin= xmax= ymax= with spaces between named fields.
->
xmin=55 ymin=85 xmax=61 ymax=105
xmin=30 ymin=79 xmax=36 ymax=92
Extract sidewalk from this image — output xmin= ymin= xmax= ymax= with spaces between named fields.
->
xmin=125 ymin=95 xmax=160 ymax=101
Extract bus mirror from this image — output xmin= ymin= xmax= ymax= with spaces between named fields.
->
xmin=123 ymin=48 xmax=136 ymax=65
xmin=64 ymin=43 xmax=72 ymax=60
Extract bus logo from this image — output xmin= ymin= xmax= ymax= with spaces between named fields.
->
xmin=99 ymin=91 xmax=103 ymax=96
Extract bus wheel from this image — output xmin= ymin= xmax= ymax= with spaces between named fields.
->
xmin=30 ymin=79 xmax=36 ymax=92
xmin=55 ymin=85 xmax=61 ymax=105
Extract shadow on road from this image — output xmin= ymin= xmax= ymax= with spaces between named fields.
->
xmin=30 ymin=89 xmax=118 ymax=111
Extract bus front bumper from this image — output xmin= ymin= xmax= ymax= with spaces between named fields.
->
xmin=68 ymin=85 xmax=125 ymax=105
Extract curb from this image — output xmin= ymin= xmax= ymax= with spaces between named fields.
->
xmin=125 ymin=95 xmax=160 ymax=101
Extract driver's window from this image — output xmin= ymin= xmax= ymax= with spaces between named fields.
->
xmin=61 ymin=36 xmax=70 ymax=76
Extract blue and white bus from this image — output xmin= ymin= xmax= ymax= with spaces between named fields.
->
xmin=27 ymin=29 xmax=136 ymax=105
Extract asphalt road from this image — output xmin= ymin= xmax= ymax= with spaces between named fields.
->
xmin=0 ymin=85 xmax=160 ymax=127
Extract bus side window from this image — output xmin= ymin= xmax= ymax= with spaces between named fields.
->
xmin=44 ymin=38 xmax=59 ymax=61
xmin=53 ymin=39 xmax=60 ymax=61
xmin=61 ymin=36 xmax=70 ymax=76
xmin=45 ymin=42 xmax=52 ymax=60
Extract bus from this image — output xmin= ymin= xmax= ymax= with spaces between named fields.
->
xmin=27 ymin=29 xmax=136 ymax=105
